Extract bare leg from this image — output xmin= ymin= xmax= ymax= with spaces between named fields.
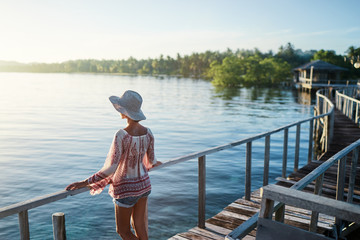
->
xmin=114 ymin=204 xmax=139 ymax=240
xmin=132 ymin=197 xmax=149 ymax=240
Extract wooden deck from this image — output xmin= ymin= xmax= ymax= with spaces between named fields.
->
xmin=169 ymin=109 xmax=360 ymax=240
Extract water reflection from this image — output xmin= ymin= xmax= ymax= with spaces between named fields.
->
xmin=292 ymin=90 xmax=316 ymax=105
xmin=212 ymin=85 xmax=293 ymax=103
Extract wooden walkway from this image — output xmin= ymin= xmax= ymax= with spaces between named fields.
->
xmin=169 ymin=109 xmax=360 ymax=240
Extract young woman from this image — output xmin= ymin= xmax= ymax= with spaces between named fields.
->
xmin=66 ymin=90 xmax=161 ymax=240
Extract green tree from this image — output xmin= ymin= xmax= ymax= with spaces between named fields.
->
xmin=209 ymin=56 xmax=245 ymax=87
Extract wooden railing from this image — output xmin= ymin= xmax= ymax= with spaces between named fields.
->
xmin=298 ymin=77 xmax=358 ymax=86
xmin=226 ymin=89 xmax=341 ymax=240
xmin=0 ymin=89 xmax=336 ymax=240
xmin=336 ymin=89 xmax=360 ymax=127
xmin=314 ymin=89 xmax=335 ymax=153
xmin=257 ymin=138 xmax=360 ymax=239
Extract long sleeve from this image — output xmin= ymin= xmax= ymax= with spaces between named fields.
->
xmin=143 ymin=129 xmax=157 ymax=169
xmin=87 ymin=133 xmax=122 ymax=195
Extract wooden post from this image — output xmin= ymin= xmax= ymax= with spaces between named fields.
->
xmin=245 ymin=142 xmax=252 ymax=200
xmin=294 ymin=124 xmax=301 ymax=172
xmin=52 ymin=212 xmax=66 ymax=240
xmin=18 ymin=210 xmax=30 ymax=240
xmin=335 ymin=156 xmax=347 ymax=228
xmin=198 ymin=156 xmax=206 ymax=229
xmin=282 ymin=128 xmax=288 ymax=178
xmin=347 ymin=147 xmax=359 ymax=203
xmin=356 ymin=103 xmax=359 ymax=126
xmin=308 ymin=120 xmax=314 ymax=163
xmin=263 ymin=136 xmax=270 ymax=186
xmin=259 ymin=188 xmax=274 ymax=219
xmin=275 ymin=205 xmax=285 ymax=223
xmin=309 ymin=174 xmax=324 ymax=232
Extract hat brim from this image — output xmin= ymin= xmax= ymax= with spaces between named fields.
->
xmin=109 ymin=96 xmax=146 ymax=121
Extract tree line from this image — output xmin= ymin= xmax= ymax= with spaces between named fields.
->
xmin=1 ymin=43 xmax=359 ymax=87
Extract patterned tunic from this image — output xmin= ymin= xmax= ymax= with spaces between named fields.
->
xmin=86 ymin=128 xmax=157 ymax=199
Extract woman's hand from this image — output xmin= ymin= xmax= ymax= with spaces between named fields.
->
xmin=66 ymin=180 xmax=89 ymax=191
xmin=152 ymin=161 xmax=162 ymax=168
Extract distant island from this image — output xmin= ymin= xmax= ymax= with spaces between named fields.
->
xmin=1 ymin=43 xmax=359 ymax=87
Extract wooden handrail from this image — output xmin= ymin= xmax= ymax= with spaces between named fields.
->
xmin=260 ymin=184 xmax=360 ymax=223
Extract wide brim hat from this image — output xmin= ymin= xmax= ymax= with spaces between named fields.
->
xmin=109 ymin=90 xmax=146 ymax=121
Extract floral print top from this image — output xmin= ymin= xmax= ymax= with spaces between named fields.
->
xmin=86 ymin=128 xmax=156 ymax=199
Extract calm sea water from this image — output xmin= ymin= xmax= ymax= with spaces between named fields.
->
xmin=0 ymin=73 xmax=313 ymax=239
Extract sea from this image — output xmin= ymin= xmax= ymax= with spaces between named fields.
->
xmin=0 ymin=73 xmax=313 ymax=239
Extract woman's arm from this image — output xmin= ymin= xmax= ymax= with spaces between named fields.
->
xmin=66 ymin=133 xmax=122 ymax=191
xmin=66 ymin=180 xmax=90 ymax=191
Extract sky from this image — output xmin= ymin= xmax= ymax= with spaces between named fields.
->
xmin=0 ymin=0 xmax=359 ymax=63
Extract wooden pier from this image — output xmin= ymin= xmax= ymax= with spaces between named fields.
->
xmin=169 ymin=109 xmax=360 ymax=239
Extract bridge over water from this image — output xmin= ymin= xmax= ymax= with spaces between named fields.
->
xmin=1 ymin=87 xmax=360 ymax=240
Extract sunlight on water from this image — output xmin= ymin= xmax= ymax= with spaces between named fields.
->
xmin=0 ymin=73 xmax=313 ymax=239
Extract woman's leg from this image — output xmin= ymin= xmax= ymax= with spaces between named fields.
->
xmin=114 ymin=204 xmax=139 ymax=240
xmin=131 ymin=197 xmax=148 ymax=240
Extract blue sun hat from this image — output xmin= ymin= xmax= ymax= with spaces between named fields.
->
xmin=109 ymin=90 xmax=146 ymax=121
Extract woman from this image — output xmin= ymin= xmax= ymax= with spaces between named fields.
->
xmin=66 ymin=90 xmax=161 ymax=240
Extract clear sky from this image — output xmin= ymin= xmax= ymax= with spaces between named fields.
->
xmin=0 ymin=0 xmax=359 ymax=63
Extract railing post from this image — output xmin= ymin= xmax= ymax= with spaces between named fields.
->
xmin=347 ymin=147 xmax=359 ymax=203
xmin=356 ymin=102 xmax=359 ymax=126
xmin=308 ymin=120 xmax=314 ymax=163
xmin=263 ymin=135 xmax=270 ymax=186
xmin=18 ymin=210 xmax=30 ymax=240
xmin=245 ymin=142 xmax=252 ymax=200
xmin=294 ymin=124 xmax=301 ymax=172
xmin=198 ymin=155 xmax=206 ymax=229
xmin=309 ymin=173 xmax=324 ymax=232
xmin=52 ymin=212 xmax=66 ymax=240
xmin=335 ymin=156 xmax=347 ymax=228
xmin=282 ymin=128 xmax=288 ymax=178
xmin=275 ymin=205 xmax=285 ymax=223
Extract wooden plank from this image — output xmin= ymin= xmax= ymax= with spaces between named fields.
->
xmin=189 ymin=226 xmax=225 ymax=239
xmin=226 ymin=213 xmax=259 ymax=239
xmin=168 ymin=235 xmax=190 ymax=240
xmin=205 ymin=222 xmax=232 ymax=236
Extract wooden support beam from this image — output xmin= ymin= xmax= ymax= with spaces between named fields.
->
xmin=282 ymin=128 xmax=289 ymax=178
xmin=308 ymin=120 xmax=314 ymax=163
xmin=198 ymin=155 xmax=206 ymax=229
xmin=245 ymin=142 xmax=252 ymax=200
xmin=263 ymin=135 xmax=270 ymax=186
xmin=18 ymin=210 xmax=30 ymax=240
xmin=294 ymin=124 xmax=301 ymax=172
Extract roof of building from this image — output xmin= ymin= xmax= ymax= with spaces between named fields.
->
xmin=293 ymin=60 xmax=348 ymax=71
